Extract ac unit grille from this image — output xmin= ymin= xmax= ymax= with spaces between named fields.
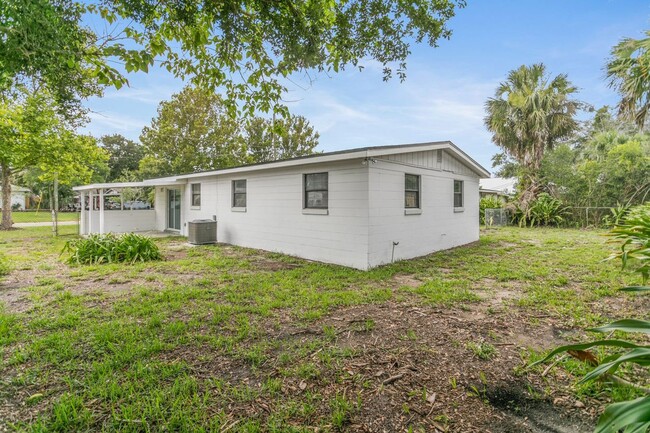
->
xmin=188 ymin=220 xmax=217 ymax=245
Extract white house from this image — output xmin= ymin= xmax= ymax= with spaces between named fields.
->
xmin=479 ymin=177 xmax=517 ymax=201
xmin=0 ymin=185 xmax=30 ymax=210
xmin=74 ymin=141 xmax=489 ymax=270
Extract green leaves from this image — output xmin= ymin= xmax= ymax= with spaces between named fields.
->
xmin=62 ymin=233 xmax=163 ymax=265
xmin=609 ymin=204 xmax=650 ymax=284
xmin=606 ymin=30 xmax=650 ymax=128
xmin=596 ymin=397 xmax=650 ymax=433
xmin=591 ymin=320 xmax=650 ymax=335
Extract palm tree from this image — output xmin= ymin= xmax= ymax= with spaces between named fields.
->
xmin=484 ymin=63 xmax=580 ymax=208
xmin=606 ymin=31 xmax=650 ymax=129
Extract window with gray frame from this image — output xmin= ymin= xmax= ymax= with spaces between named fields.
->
xmin=405 ymin=174 xmax=420 ymax=208
xmin=232 ymin=180 xmax=247 ymax=207
xmin=304 ymin=173 xmax=328 ymax=209
xmin=191 ymin=183 xmax=201 ymax=207
xmin=454 ymin=180 xmax=464 ymax=208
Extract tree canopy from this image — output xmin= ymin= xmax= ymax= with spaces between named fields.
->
xmin=0 ymin=91 xmax=107 ymax=228
xmin=2 ymin=0 xmax=465 ymax=116
xmin=606 ymin=30 xmax=650 ymax=128
xmin=139 ymin=86 xmax=321 ymax=179
xmin=484 ymin=63 xmax=581 ymax=207
xmin=100 ymin=134 xmax=145 ymax=181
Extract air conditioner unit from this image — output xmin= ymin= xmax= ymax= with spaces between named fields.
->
xmin=188 ymin=220 xmax=217 ymax=245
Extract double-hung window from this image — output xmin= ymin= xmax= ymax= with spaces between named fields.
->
xmin=454 ymin=180 xmax=464 ymax=209
xmin=232 ymin=180 xmax=247 ymax=208
xmin=304 ymin=173 xmax=328 ymax=209
xmin=405 ymin=174 xmax=420 ymax=209
xmin=191 ymin=183 xmax=201 ymax=207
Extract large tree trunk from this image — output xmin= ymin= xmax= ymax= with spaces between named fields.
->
xmin=1 ymin=163 xmax=13 ymax=230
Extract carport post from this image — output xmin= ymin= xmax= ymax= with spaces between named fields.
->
xmin=79 ymin=191 xmax=86 ymax=235
xmin=99 ymin=188 xmax=105 ymax=234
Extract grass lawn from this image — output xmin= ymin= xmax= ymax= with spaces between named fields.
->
xmin=9 ymin=211 xmax=79 ymax=223
xmin=0 ymin=226 xmax=647 ymax=432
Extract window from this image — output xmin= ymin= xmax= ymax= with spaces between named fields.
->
xmin=454 ymin=180 xmax=464 ymax=208
xmin=304 ymin=173 xmax=328 ymax=209
xmin=405 ymin=174 xmax=420 ymax=208
xmin=232 ymin=179 xmax=247 ymax=208
xmin=191 ymin=183 xmax=201 ymax=207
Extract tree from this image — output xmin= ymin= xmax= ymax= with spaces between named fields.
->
xmin=100 ymin=134 xmax=145 ymax=181
xmin=484 ymin=63 xmax=581 ymax=208
xmin=244 ymin=115 xmax=320 ymax=163
xmin=139 ymin=87 xmax=245 ymax=178
xmin=139 ymin=86 xmax=321 ymax=178
xmin=0 ymin=91 xmax=107 ymax=229
xmin=0 ymin=0 xmax=112 ymax=113
xmin=606 ymin=30 xmax=650 ymax=128
xmin=96 ymin=0 xmax=465 ymax=116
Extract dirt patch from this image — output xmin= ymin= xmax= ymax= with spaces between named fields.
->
xmin=392 ymin=274 xmax=422 ymax=288
xmin=485 ymin=384 xmax=593 ymax=433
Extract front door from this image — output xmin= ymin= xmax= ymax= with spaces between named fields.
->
xmin=167 ymin=189 xmax=181 ymax=230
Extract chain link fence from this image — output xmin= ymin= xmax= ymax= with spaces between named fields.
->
xmin=483 ymin=206 xmax=616 ymax=228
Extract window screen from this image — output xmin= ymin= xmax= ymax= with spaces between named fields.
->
xmin=232 ymin=180 xmax=247 ymax=207
xmin=191 ymin=183 xmax=201 ymax=207
xmin=304 ymin=173 xmax=328 ymax=209
xmin=454 ymin=180 xmax=464 ymax=208
xmin=405 ymin=174 xmax=420 ymax=208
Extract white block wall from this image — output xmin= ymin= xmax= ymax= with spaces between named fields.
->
xmin=367 ymin=160 xmax=479 ymax=268
xmin=142 ymin=149 xmax=482 ymax=270
xmin=212 ymin=160 xmax=370 ymax=269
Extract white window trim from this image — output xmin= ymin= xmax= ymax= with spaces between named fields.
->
xmin=190 ymin=183 xmax=201 ymax=210
xmin=302 ymin=208 xmax=329 ymax=215
xmin=231 ymin=207 xmax=247 ymax=213
xmin=405 ymin=208 xmax=422 ymax=215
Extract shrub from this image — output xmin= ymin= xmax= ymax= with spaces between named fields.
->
xmin=534 ymin=203 xmax=650 ymax=433
xmin=479 ymin=196 xmax=504 ymax=225
xmin=62 ymin=233 xmax=163 ymax=265
xmin=526 ymin=193 xmax=568 ymax=227
xmin=609 ymin=203 xmax=650 ymax=283
xmin=0 ymin=253 xmax=10 ymax=277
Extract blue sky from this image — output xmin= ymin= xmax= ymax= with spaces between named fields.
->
xmin=82 ymin=1 xmax=650 ymax=173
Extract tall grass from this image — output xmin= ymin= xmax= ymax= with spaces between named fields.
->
xmin=62 ymin=233 xmax=163 ymax=265
xmin=0 ymin=253 xmax=10 ymax=277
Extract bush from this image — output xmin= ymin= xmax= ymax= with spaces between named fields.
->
xmin=610 ymin=203 xmax=650 ymax=283
xmin=479 ymin=196 xmax=504 ymax=225
xmin=0 ymin=254 xmax=10 ymax=277
xmin=62 ymin=233 xmax=163 ymax=265
xmin=526 ymin=193 xmax=568 ymax=227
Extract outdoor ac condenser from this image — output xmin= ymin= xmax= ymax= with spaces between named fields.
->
xmin=188 ymin=220 xmax=217 ymax=245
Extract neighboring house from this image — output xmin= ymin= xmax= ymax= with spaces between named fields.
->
xmin=479 ymin=177 xmax=517 ymax=201
xmin=0 ymin=185 xmax=30 ymax=210
xmin=74 ymin=141 xmax=490 ymax=270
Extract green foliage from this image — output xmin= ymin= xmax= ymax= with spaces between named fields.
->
xmin=96 ymin=0 xmax=464 ymax=116
xmin=467 ymin=341 xmax=497 ymax=360
xmin=526 ymin=193 xmax=568 ymax=227
xmin=479 ymin=196 xmax=504 ymax=224
xmin=100 ymin=134 xmax=145 ymax=181
xmin=0 ymin=90 xmax=108 ymax=228
xmin=0 ymin=253 xmax=10 ymax=277
xmin=603 ymin=203 xmax=632 ymax=228
xmin=139 ymin=86 xmax=321 ymax=178
xmin=606 ymin=30 xmax=650 ymax=128
xmin=62 ymin=233 xmax=163 ymax=265
xmin=0 ymin=0 xmax=107 ymax=110
xmin=484 ymin=63 xmax=581 ymax=208
xmin=244 ymin=115 xmax=320 ymax=163
xmin=609 ymin=203 xmax=650 ymax=283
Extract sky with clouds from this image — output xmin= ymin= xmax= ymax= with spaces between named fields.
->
xmin=82 ymin=0 xmax=650 ymax=173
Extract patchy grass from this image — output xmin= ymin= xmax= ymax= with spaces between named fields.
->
xmin=0 ymin=226 xmax=647 ymax=432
